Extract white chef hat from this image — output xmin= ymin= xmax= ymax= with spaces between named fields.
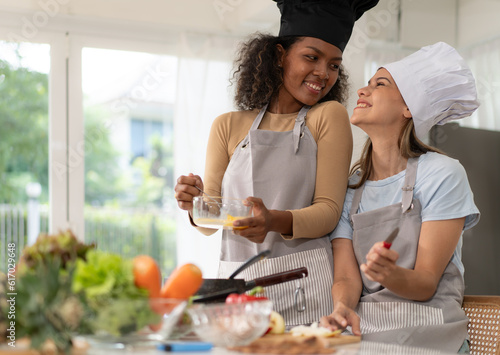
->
xmin=382 ymin=42 xmax=480 ymax=140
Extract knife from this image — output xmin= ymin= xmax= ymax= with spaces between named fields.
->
xmin=383 ymin=227 xmax=399 ymax=249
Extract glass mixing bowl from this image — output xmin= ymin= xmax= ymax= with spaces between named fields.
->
xmin=187 ymin=300 xmax=273 ymax=347
xmin=192 ymin=196 xmax=253 ymax=230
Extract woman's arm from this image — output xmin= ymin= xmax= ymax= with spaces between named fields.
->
xmin=235 ymin=102 xmax=353 ymax=242
xmin=288 ymin=102 xmax=353 ymax=239
xmin=176 ymin=112 xmax=249 ymax=237
xmin=320 ymin=238 xmax=363 ymax=334
xmin=361 ymin=217 xmax=465 ymax=301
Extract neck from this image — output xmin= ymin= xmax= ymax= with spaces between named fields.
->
xmin=369 ymin=136 xmax=408 ymax=181
xmin=268 ymin=93 xmax=303 ymax=114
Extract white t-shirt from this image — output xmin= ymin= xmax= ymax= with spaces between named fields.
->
xmin=330 ymin=152 xmax=480 ymax=275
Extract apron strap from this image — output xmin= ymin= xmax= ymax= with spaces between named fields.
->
xmin=242 ymin=104 xmax=310 ymax=153
xmin=350 ymin=183 xmax=364 ymax=224
xmin=293 ymin=105 xmax=311 ymax=153
xmin=250 ymin=104 xmax=269 ymax=131
xmin=401 ymin=157 xmax=418 ymax=213
xmin=241 ymin=104 xmax=269 ymax=147
xmin=350 ymin=157 xmax=419 ymax=221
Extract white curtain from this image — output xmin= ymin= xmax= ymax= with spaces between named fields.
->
xmin=461 ymin=37 xmax=500 ymax=132
xmin=173 ymin=32 xmax=239 ymax=277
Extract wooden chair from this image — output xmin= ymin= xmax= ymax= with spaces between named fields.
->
xmin=462 ymin=295 xmax=500 ymax=355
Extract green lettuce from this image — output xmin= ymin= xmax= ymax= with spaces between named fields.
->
xmin=72 ymin=250 xmax=160 ymax=336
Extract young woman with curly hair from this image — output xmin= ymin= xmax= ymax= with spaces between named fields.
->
xmin=175 ymin=0 xmax=378 ymax=326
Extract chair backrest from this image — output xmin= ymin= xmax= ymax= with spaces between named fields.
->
xmin=462 ymin=295 xmax=500 ymax=355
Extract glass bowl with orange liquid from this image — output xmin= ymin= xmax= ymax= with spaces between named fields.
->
xmin=192 ymin=196 xmax=253 ymax=230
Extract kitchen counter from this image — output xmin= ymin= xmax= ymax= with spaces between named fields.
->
xmin=74 ymin=341 xmax=457 ymax=355
xmin=0 ymin=339 xmax=459 ymax=355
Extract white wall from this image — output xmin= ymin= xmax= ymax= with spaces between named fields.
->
xmin=458 ymin=0 xmax=500 ymax=47
xmin=400 ymin=0 xmax=457 ymax=49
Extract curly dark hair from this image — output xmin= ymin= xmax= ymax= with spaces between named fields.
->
xmin=231 ymin=32 xmax=350 ymax=111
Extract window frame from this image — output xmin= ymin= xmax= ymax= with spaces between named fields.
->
xmin=0 ymin=11 xmax=177 ymax=240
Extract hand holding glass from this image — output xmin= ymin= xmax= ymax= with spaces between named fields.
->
xmin=192 ymin=196 xmax=253 ymax=230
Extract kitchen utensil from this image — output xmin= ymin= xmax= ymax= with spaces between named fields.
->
xmin=187 ymin=300 xmax=273 ymax=347
xmin=383 ymin=227 xmax=400 ymax=249
xmin=228 ymin=249 xmax=271 ymax=279
xmin=193 ymin=267 xmax=308 ymax=303
xmin=157 ymin=342 xmax=213 ymax=352
xmin=192 ymin=196 xmax=253 ymax=230
xmin=194 ymin=185 xmax=221 ymax=206
xmin=178 ymin=250 xmax=270 ymax=297
xmin=230 ymin=332 xmax=361 ymax=352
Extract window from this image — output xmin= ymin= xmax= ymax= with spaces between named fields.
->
xmin=131 ymin=118 xmax=172 ymax=160
xmin=0 ymin=41 xmax=50 ymax=270
xmin=0 ymin=20 xmax=236 ymax=277
xmin=82 ymin=47 xmax=178 ymax=275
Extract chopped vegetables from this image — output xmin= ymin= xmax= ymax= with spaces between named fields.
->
xmin=267 ymin=311 xmax=286 ymax=334
xmin=289 ymin=322 xmax=342 ymax=337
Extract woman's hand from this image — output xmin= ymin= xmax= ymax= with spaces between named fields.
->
xmin=174 ymin=173 xmax=203 ymax=212
xmin=232 ymin=197 xmax=272 ymax=244
xmin=363 ymin=218 xmax=465 ymax=301
xmin=320 ymin=302 xmax=361 ymax=335
xmin=360 ymin=242 xmax=399 ymax=285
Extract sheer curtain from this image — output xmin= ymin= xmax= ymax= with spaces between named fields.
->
xmin=461 ymin=37 xmax=500 ymax=132
xmin=173 ymin=32 xmax=239 ymax=277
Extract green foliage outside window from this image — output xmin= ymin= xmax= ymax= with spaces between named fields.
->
xmin=0 ymin=54 xmax=176 ymax=277
xmin=0 ymin=59 xmax=49 ymax=204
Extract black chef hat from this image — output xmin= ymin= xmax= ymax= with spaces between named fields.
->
xmin=274 ymin=0 xmax=379 ymax=52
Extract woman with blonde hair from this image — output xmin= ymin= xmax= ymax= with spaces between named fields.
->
xmin=320 ymin=42 xmax=480 ymax=353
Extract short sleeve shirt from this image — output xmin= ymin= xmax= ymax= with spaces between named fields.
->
xmin=329 ymin=152 xmax=480 ymax=275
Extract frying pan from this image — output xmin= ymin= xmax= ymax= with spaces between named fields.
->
xmin=196 ymin=250 xmax=271 ymax=296
xmin=193 ymin=266 xmax=308 ymax=303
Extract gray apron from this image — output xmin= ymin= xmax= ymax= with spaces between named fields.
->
xmin=218 ymin=105 xmax=334 ymax=326
xmin=350 ymin=157 xmax=468 ymax=353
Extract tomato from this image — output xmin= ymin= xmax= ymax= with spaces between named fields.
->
xmin=225 ymin=286 xmax=267 ymax=304
xmin=133 ymin=255 xmax=162 ymax=298
xmin=160 ymin=263 xmax=203 ymax=299
xmin=225 ymin=293 xmax=268 ymax=303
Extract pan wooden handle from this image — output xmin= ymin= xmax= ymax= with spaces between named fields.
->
xmin=249 ymin=267 xmax=308 ymax=288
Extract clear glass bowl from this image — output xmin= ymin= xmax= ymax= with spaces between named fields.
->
xmin=192 ymin=196 xmax=253 ymax=230
xmin=74 ymin=298 xmax=189 ymax=350
xmin=187 ymin=300 xmax=273 ymax=347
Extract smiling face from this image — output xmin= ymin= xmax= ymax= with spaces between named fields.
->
xmin=351 ymin=68 xmax=412 ymax=138
xmin=274 ymin=37 xmax=343 ymax=113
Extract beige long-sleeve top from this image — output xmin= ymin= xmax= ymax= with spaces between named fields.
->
xmin=197 ymin=100 xmax=353 ymax=239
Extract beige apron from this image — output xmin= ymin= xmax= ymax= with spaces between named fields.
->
xmin=218 ymin=105 xmax=334 ymax=326
xmin=350 ymin=157 xmax=468 ymax=353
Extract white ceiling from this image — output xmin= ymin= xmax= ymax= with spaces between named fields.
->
xmin=0 ymin=0 xmax=498 ymax=48
xmin=0 ymin=0 xmax=280 ymax=38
